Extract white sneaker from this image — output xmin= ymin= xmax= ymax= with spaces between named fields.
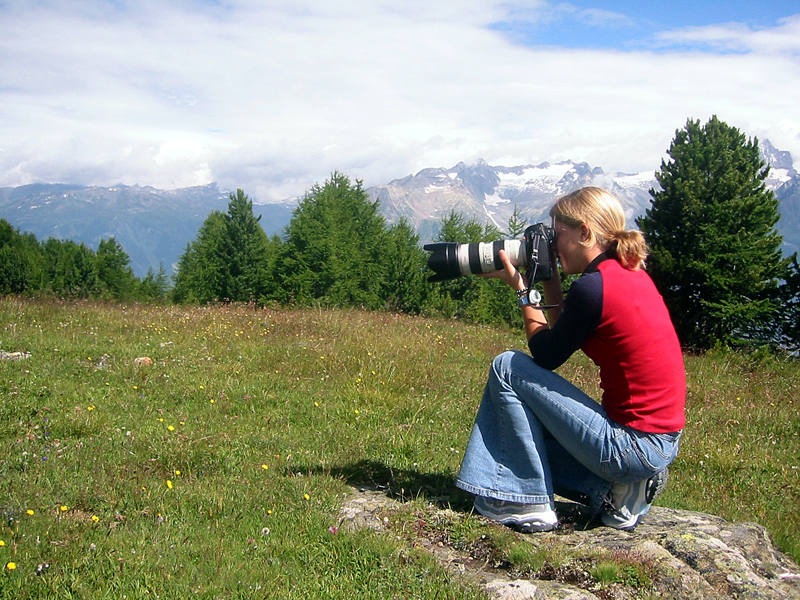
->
xmin=602 ymin=468 xmax=669 ymax=530
xmin=473 ymin=496 xmax=558 ymax=532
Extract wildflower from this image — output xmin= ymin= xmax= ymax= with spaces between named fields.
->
xmin=166 ymin=480 xmax=173 ymax=489
xmin=266 ymin=509 xmax=273 ymax=515
xmin=60 ymin=505 xmax=68 ymax=512
xmin=303 ymin=493 xmax=310 ymax=500
xmin=26 ymin=509 xmax=34 ymax=516
xmin=157 ymin=418 xmax=164 ymax=422
xmin=174 ymin=470 xmax=181 ymax=475
xmin=261 ymin=464 xmax=269 ymax=470
xmin=167 ymin=425 xmax=175 ymax=431
xmin=87 ymin=405 xmax=95 ymax=411
xmin=354 ymin=409 xmax=360 ymax=415
xmin=313 ymin=401 xmax=319 ymax=407
xmin=199 ymin=385 xmax=205 ymax=390
xmin=5 ymin=562 xmax=16 ymax=571
xmin=0 ymin=540 xmax=5 ymax=546
xmin=133 ymin=385 xmax=138 ymax=390
xmin=329 ymin=526 xmax=339 ymax=535
xmin=91 ymin=515 xmax=99 ymax=523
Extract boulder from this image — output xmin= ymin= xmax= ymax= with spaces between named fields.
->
xmin=339 ymin=487 xmax=800 ymax=600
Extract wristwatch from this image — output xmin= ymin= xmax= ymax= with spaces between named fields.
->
xmin=517 ymin=288 xmax=542 ymax=307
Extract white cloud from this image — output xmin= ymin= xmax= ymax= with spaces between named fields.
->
xmin=0 ymin=1 xmax=798 ymax=201
xmin=655 ymin=14 xmax=800 ymax=54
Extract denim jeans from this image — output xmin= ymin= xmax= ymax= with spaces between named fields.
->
xmin=456 ymin=351 xmax=682 ymax=512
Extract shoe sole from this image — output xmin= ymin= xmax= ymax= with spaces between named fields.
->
xmin=602 ymin=468 xmax=670 ymax=530
xmin=474 ymin=503 xmax=558 ymax=531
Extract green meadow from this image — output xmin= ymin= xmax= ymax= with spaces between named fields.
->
xmin=1 ymin=298 xmax=798 ymax=598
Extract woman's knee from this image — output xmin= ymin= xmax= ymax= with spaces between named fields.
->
xmin=490 ymin=350 xmax=542 ymax=383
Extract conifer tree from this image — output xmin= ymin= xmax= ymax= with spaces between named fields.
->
xmin=275 ymin=172 xmax=388 ymax=309
xmin=639 ymin=116 xmax=788 ymax=350
xmin=95 ymin=238 xmax=137 ymax=299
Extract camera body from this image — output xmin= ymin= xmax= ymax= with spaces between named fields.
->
xmin=424 ymin=223 xmax=556 ymax=283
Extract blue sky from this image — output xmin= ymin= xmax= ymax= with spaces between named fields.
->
xmin=493 ymin=1 xmax=800 ymax=49
xmin=1 ymin=1 xmax=798 ymax=201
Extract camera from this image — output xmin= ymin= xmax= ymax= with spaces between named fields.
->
xmin=424 ymin=223 xmax=556 ymax=283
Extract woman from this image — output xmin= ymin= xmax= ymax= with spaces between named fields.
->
xmin=456 ymin=187 xmax=685 ymax=531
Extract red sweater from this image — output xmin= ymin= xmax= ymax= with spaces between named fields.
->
xmin=530 ymin=256 xmax=686 ymax=433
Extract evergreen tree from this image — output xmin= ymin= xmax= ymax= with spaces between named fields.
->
xmin=95 ymin=238 xmax=137 ymax=299
xmin=0 ymin=220 xmax=33 ymax=294
xmin=42 ymin=239 xmax=99 ymax=298
xmin=172 ymin=212 xmax=229 ymax=303
xmin=223 ymin=189 xmax=272 ymax=302
xmin=505 ymin=204 xmax=528 ymax=238
xmin=275 ymin=172 xmax=388 ymax=309
xmin=638 ymin=116 xmax=789 ymax=350
xmin=138 ymin=264 xmax=171 ymax=302
xmin=381 ymin=219 xmax=428 ymax=313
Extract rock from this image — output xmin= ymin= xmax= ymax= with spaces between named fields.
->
xmin=339 ymin=487 xmax=800 ymax=600
xmin=133 ymin=356 xmax=153 ymax=366
xmin=0 ymin=349 xmax=30 ymax=360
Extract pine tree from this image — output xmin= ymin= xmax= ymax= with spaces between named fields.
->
xmin=223 ymin=189 xmax=272 ymax=302
xmin=95 ymin=238 xmax=137 ymax=299
xmin=172 ymin=212 xmax=229 ymax=303
xmin=275 ymin=172 xmax=388 ymax=309
xmin=638 ymin=116 xmax=789 ymax=350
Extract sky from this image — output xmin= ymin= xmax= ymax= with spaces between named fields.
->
xmin=1 ymin=0 xmax=799 ymax=202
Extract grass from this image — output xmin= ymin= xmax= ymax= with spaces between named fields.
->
xmin=0 ymin=297 xmax=798 ymax=598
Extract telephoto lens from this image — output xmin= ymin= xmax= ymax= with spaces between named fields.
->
xmin=422 ymin=239 xmax=526 ymax=282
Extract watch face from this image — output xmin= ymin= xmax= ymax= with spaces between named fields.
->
xmin=529 ymin=289 xmax=542 ymax=304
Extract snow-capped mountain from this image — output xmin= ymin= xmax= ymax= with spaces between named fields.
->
xmin=367 ymin=144 xmax=799 ymax=257
xmin=367 ymin=159 xmax=655 ymax=241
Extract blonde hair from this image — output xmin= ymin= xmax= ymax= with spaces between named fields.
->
xmin=549 ymin=187 xmax=647 ymax=270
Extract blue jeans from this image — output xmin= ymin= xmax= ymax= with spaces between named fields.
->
xmin=456 ymin=351 xmax=682 ymax=512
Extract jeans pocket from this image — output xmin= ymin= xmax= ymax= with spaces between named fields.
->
xmin=633 ymin=432 xmax=680 ymax=473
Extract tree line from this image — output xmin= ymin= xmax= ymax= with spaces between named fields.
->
xmin=0 ymin=221 xmax=170 ymax=302
xmin=2 ymin=116 xmax=799 ymax=352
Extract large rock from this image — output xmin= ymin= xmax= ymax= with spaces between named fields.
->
xmin=339 ymin=487 xmax=800 ymax=600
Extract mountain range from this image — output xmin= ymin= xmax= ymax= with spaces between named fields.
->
xmin=1 ymin=140 xmax=798 ymax=277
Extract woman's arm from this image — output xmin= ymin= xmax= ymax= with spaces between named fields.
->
xmin=483 ymin=250 xmax=550 ymax=341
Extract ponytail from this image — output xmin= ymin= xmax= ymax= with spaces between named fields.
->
xmin=609 ymin=229 xmax=647 ymax=270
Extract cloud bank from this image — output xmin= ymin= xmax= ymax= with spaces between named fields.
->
xmin=1 ymin=1 xmax=798 ymax=202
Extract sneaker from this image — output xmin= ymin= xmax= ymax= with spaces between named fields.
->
xmin=601 ymin=468 xmax=669 ymax=530
xmin=473 ymin=496 xmax=558 ymax=532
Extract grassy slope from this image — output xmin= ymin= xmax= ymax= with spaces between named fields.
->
xmin=0 ymin=298 xmax=797 ymax=598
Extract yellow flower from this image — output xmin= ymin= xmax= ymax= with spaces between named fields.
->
xmin=261 ymin=464 xmax=269 ymax=470
xmin=354 ymin=409 xmax=360 ymax=415
xmin=313 ymin=401 xmax=319 ymax=407
xmin=60 ymin=505 xmax=68 ymax=512
xmin=91 ymin=515 xmax=100 ymax=523
xmin=87 ymin=405 xmax=95 ymax=411
xmin=0 ymin=540 xmax=5 ymax=546
xmin=26 ymin=509 xmax=34 ymax=516
xmin=174 ymin=470 xmax=181 ymax=475
xmin=167 ymin=425 xmax=175 ymax=431
xmin=157 ymin=418 xmax=164 ymax=422
xmin=199 ymin=385 xmax=205 ymax=390
xmin=6 ymin=562 xmax=16 ymax=570
xmin=166 ymin=480 xmax=173 ymax=489
xmin=303 ymin=493 xmax=310 ymax=500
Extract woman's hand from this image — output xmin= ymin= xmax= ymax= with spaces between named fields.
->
xmin=479 ymin=249 xmax=526 ymax=291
